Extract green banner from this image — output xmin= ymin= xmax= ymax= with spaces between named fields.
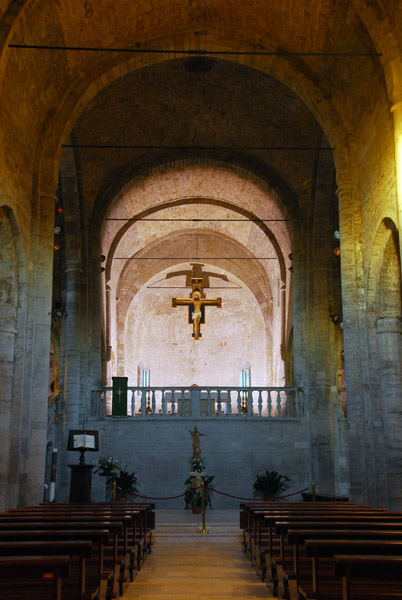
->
xmin=112 ymin=377 xmax=128 ymax=416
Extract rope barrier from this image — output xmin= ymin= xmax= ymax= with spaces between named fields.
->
xmin=118 ymin=484 xmax=309 ymax=502
xmin=205 ymin=485 xmax=310 ymax=502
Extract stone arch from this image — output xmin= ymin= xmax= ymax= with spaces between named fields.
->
xmin=122 ymin=263 xmax=270 ymax=388
xmin=28 ymin=29 xmax=353 ymax=197
xmin=367 ymin=218 xmax=400 ymax=314
xmin=352 ymin=0 xmax=402 ymax=104
xmin=378 ymin=226 xmax=401 ymax=319
xmin=91 ymin=153 xmax=301 ymax=246
xmin=368 ymin=218 xmax=402 ymax=508
xmin=106 ymin=195 xmax=289 ymax=284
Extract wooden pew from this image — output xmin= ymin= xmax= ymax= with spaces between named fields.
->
xmin=0 ymin=502 xmax=156 ymax=598
xmin=0 ymin=555 xmax=71 ymax=600
xmin=302 ymin=539 xmax=402 ymax=600
xmin=246 ymin=508 xmax=402 ymax=597
xmin=333 ymin=554 xmax=402 ymax=600
xmin=0 ymin=529 xmax=111 ymax=598
xmin=0 ymin=540 xmax=94 ymax=599
xmin=15 ymin=504 xmax=148 ymax=581
xmin=252 ymin=507 xmax=389 ymax=586
xmin=0 ymin=518 xmax=124 ymax=599
xmin=272 ymin=520 xmax=402 ymax=599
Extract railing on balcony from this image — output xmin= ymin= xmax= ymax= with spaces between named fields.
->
xmin=90 ymin=386 xmax=303 ymax=419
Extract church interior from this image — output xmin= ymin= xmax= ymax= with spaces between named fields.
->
xmin=1 ymin=0 xmax=402 ymax=528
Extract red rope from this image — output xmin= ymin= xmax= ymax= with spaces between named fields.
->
xmin=121 ymin=485 xmax=309 ymax=502
xmin=205 ymin=486 xmax=310 ymax=501
xmin=126 ymin=485 xmax=204 ymax=501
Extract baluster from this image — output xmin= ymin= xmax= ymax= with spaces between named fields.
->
xmin=217 ymin=390 xmax=222 ymax=416
xmin=206 ymin=390 xmax=211 ymax=416
xmin=161 ymin=390 xmax=167 ymax=415
xmin=258 ymin=390 xmax=263 ymax=417
xmin=227 ymin=390 xmax=232 ymax=416
xmin=170 ymin=390 xmax=175 ymax=415
xmin=179 ymin=390 xmax=185 ymax=416
xmin=284 ymin=390 xmax=290 ymax=417
xmin=237 ymin=390 xmax=242 ymax=415
xmin=141 ymin=389 xmax=147 ymax=416
xmin=276 ymin=390 xmax=281 ymax=416
xmin=151 ymin=389 xmax=156 ymax=415
xmin=267 ymin=391 xmax=272 ymax=417
xmin=247 ymin=389 xmax=252 ymax=416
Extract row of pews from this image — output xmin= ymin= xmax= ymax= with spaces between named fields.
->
xmin=240 ymin=500 xmax=402 ymax=600
xmin=0 ymin=501 xmax=155 ymax=599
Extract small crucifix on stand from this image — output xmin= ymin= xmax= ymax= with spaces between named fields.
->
xmin=172 ymin=277 xmax=222 ymax=340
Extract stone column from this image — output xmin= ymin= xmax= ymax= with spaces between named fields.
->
xmin=23 ymin=193 xmax=55 ymax=506
xmin=63 ymin=263 xmax=83 ymax=431
xmin=336 ymin=173 xmax=371 ymax=503
xmin=310 ymin=264 xmax=335 ymax=492
xmin=391 ymin=98 xmax=402 ymax=268
xmin=0 ymin=326 xmax=16 ymax=510
xmin=57 ymin=261 xmax=84 ymax=501
xmin=376 ymin=316 xmax=402 ymax=508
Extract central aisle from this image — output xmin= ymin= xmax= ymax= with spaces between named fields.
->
xmin=125 ymin=509 xmax=277 ymax=599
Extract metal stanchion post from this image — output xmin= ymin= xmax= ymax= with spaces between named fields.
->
xmin=312 ymin=481 xmax=316 ymax=502
xmin=199 ymin=480 xmax=209 ymax=534
xmin=113 ymin=480 xmax=116 ymax=501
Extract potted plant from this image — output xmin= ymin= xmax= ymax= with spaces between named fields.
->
xmin=253 ymin=470 xmax=290 ymax=499
xmin=114 ymin=467 xmax=138 ymax=500
xmin=185 ymin=457 xmax=215 ymax=512
xmin=95 ymin=456 xmax=138 ymax=500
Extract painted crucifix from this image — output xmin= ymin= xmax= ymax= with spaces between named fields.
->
xmin=172 ymin=277 xmax=222 ymax=340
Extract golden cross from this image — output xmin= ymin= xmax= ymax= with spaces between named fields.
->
xmin=172 ymin=278 xmax=222 ymax=340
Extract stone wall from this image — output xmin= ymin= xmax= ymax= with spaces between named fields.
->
xmin=87 ymin=417 xmax=310 ymax=508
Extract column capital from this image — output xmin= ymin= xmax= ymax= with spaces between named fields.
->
xmin=336 ymin=183 xmax=353 ymax=197
xmin=376 ymin=316 xmax=402 ymax=334
xmin=0 ymin=326 xmax=17 ymax=336
xmin=39 ymin=192 xmax=58 ymax=204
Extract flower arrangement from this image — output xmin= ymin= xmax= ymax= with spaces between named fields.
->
xmin=95 ymin=456 xmax=138 ymax=499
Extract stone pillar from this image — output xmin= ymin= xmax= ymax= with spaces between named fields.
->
xmin=57 ymin=262 xmax=84 ymax=501
xmin=310 ymin=264 xmax=335 ymax=492
xmin=23 ymin=193 xmax=55 ymax=506
xmin=63 ymin=263 xmax=83 ymax=431
xmin=0 ymin=326 xmax=16 ymax=510
xmin=376 ymin=316 xmax=402 ymax=508
xmin=391 ymin=98 xmax=402 ymax=268
xmin=336 ymin=174 xmax=371 ymax=503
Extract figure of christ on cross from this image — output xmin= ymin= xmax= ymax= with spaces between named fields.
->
xmin=172 ymin=286 xmax=222 ymax=340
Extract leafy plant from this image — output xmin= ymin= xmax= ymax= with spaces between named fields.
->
xmin=114 ymin=468 xmax=138 ymax=498
xmin=184 ymin=474 xmax=215 ymax=509
xmin=95 ymin=456 xmax=121 ymax=489
xmin=184 ymin=457 xmax=215 ymax=509
xmin=95 ymin=456 xmax=138 ymax=498
xmin=253 ymin=470 xmax=290 ymax=498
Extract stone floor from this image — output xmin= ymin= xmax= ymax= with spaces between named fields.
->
xmin=124 ymin=509 xmax=277 ymax=599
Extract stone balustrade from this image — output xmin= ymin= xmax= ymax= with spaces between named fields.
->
xmin=91 ymin=386 xmax=303 ymax=419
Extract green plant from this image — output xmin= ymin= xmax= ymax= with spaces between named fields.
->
xmin=114 ymin=468 xmax=138 ymax=498
xmin=184 ymin=457 xmax=215 ymax=509
xmin=95 ymin=456 xmax=121 ymax=490
xmin=95 ymin=456 xmax=138 ymax=498
xmin=184 ymin=474 xmax=215 ymax=509
xmin=253 ymin=470 xmax=290 ymax=498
